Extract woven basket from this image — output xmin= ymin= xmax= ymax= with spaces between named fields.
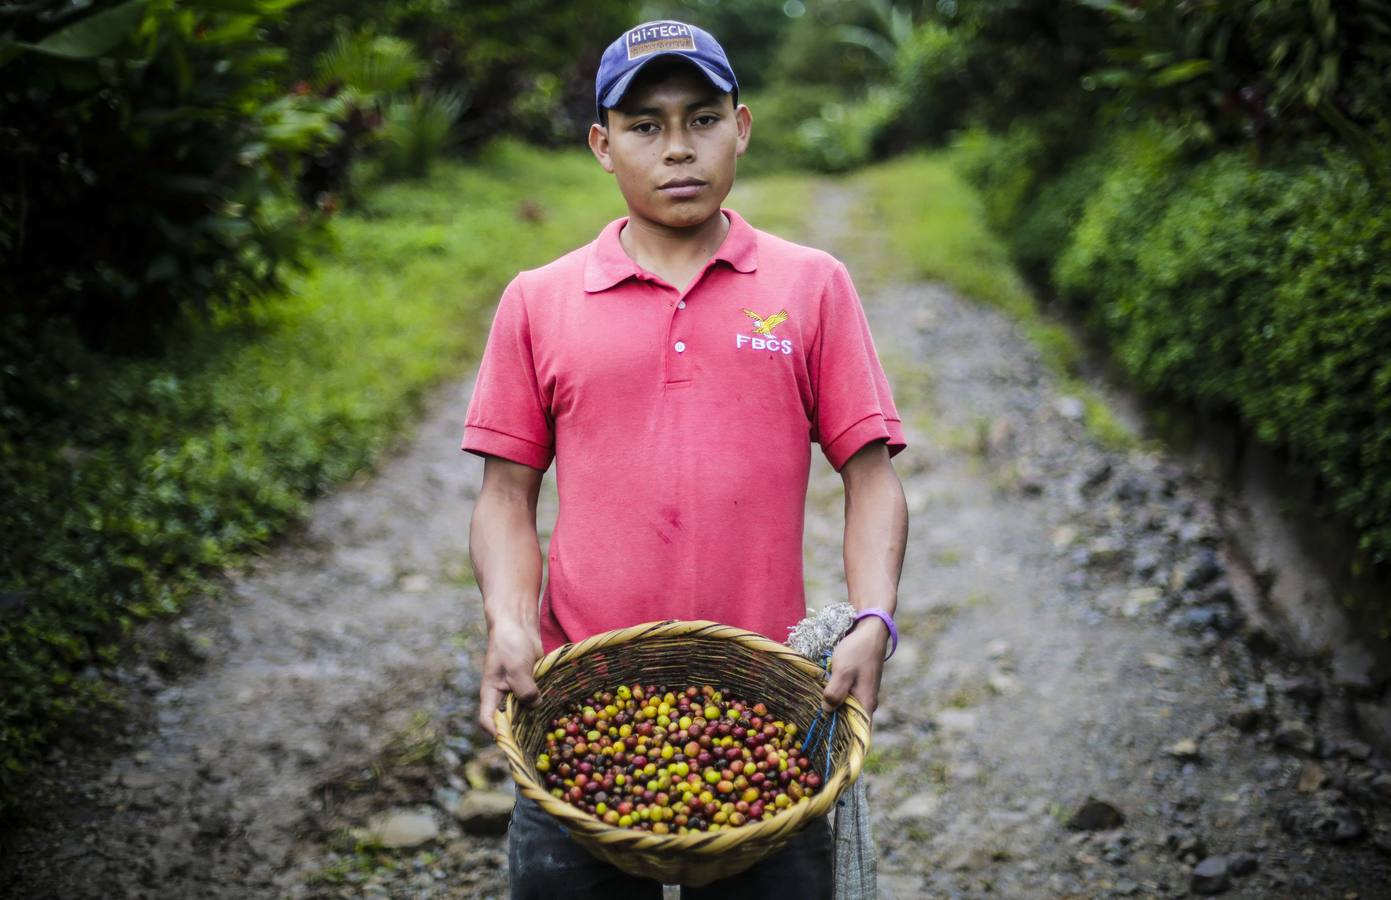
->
xmin=494 ymin=619 xmax=870 ymax=887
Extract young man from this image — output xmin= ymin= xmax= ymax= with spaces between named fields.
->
xmin=462 ymin=19 xmax=908 ymax=899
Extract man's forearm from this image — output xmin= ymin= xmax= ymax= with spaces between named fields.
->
xmin=470 ymin=457 xmax=547 ymax=732
xmin=822 ymin=441 xmax=907 ymax=714
xmin=842 ymin=442 xmax=908 ymax=621
xmin=470 ymin=464 xmax=545 ymax=634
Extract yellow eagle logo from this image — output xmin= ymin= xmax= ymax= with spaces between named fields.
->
xmin=742 ymin=308 xmax=789 ymax=335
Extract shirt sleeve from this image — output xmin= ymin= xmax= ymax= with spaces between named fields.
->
xmin=460 ymin=276 xmax=555 ymax=470
xmin=809 ymin=260 xmax=908 ymax=471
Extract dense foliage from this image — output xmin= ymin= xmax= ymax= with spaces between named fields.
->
xmin=1082 ymin=0 xmax=1391 ymax=165
xmin=927 ymin=0 xmax=1391 ymax=576
xmin=0 ymin=141 xmax=625 ymax=810
xmin=1052 ymin=127 xmax=1391 ymax=568
xmin=274 ymin=0 xmax=638 ymax=147
xmin=0 ymin=0 xmax=339 ymax=351
xmin=0 ymin=0 xmax=644 ymax=353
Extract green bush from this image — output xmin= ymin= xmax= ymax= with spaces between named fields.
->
xmin=950 ymin=110 xmax=1108 ymax=280
xmin=377 ymin=89 xmax=468 ymax=179
xmin=1007 ymin=142 xmax=1113 ymax=281
xmin=1054 ymin=127 xmax=1391 ymax=568
xmin=1083 ymin=0 xmax=1391 ymax=166
xmin=793 ymin=85 xmax=904 ymax=173
xmin=767 ymin=0 xmax=895 ymax=90
xmin=739 ymin=85 xmax=829 ymax=175
xmin=950 ymin=122 xmax=1049 ymax=235
xmin=877 ymin=20 xmax=972 ymax=150
xmin=742 ymin=84 xmax=901 ymax=174
xmin=883 ymin=0 xmax=1109 ymax=146
xmin=274 ymin=0 xmax=638 ymax=147
xmin=0 ymin=0 xmax=340 ymax=351
xmin=0 ymin=139 xmax=625 ymax=811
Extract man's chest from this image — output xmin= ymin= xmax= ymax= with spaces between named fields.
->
xmin=536 ymin=284 xmax=816 ymax=422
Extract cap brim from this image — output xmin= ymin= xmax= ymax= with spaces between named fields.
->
xmin=600 ymin=54 xmax=734 ymax=112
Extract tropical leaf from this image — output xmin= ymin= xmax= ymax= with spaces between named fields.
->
xmin=834 ymin=24 xmax=898 ymax=66
xmin=1152 ymin=59 xmax=1213 ymax=87
xmin=2 ymin=0 xmax=149 ymax=61
xmin=313 ymin=30 xmax=421 ymax=96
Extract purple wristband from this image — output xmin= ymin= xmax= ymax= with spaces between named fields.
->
xmin=851 ymin=607 xmax=898 ymax=661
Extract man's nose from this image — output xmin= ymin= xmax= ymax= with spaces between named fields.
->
xmin=663 ymin=127 xmax=695 ymax=163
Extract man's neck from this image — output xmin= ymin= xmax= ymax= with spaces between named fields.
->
xmin=619 ymin=210 xmax=730 ymax=293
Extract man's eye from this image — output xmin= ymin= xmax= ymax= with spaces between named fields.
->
xmin=633 ymin=122 xmax=657 ymax=133
xmin=693 ymin=114 xmax=718 ymax=126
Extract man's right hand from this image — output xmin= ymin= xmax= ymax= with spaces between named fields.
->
xmin=477 ymin=620 xmax=543 ymax=736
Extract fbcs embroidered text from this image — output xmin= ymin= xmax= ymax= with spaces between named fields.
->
xmin=737 ymin=308 xmax=793 ymax=355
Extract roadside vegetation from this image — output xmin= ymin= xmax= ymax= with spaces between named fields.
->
xmin=0 ymin=141 xmax=622 ymax=806
xmin=751 ymin=0 xmax=1391 ymax=576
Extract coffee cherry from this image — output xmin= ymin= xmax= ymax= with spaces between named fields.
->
xmin=535 ymin=682 xmax=822 ymax=835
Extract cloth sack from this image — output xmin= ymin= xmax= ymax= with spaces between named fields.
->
xmin=787 ymin=603 xmax=879 ymax=900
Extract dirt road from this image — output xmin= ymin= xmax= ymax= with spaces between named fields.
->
xmin=3 ymin=181 xmax=1389 ymax=899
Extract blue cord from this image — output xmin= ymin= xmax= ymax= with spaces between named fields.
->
xmin=803 ymin=708 xmax=823 ymax=749
xmin=823 ymin=711 xmax=837 ymax=774
xmin=798 ymin=651 xmax=838 ymax=780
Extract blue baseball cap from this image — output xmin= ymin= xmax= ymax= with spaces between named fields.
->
xmin=595 ymin=20 xmax=739 ymax=122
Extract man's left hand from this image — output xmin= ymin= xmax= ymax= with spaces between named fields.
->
xmin=822 ymin=616 xmax=889 ymax=716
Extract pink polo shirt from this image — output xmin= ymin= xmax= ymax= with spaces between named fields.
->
xmin=461 ymin=207 xmax=905 ymax=653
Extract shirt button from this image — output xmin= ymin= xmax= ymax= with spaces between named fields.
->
xmin=674 ymin=341 xmax=686 ymax=353
xmin=677 ymin=300 xmax=686 ymax=308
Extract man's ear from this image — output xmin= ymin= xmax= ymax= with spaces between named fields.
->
xmin=734 ymin=103 xmax=752 ymax=159
xmin=588 ymin=122 xmax=615 ymax=174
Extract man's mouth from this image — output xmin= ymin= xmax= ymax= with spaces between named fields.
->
xmin=659 ymin=177 xmax=707 ymax=198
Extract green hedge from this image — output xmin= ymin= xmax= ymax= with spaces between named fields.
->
xmin=0 ymin=0 xmax=340 ymax=349
xmin=740 ymin=85 xmax=904 ymax=175
xmin=1051 ymin=125 xmax=1391 ymax=569
xmin=0 ymin=140 xmax=623 ymax=808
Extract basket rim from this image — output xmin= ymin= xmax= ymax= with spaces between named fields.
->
xmin=493 ymin=618 xmax=870 ymax=858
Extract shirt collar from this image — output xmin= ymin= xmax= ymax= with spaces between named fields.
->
xmin=583 ymin=207 xmax=759 ymax=293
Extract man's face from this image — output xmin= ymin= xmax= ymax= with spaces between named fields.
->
xmin=588 ymin=63 xmax=752 ymax=230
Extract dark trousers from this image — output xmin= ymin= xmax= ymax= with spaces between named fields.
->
xmin=507 ymin=790 xmax=833 ymax=900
